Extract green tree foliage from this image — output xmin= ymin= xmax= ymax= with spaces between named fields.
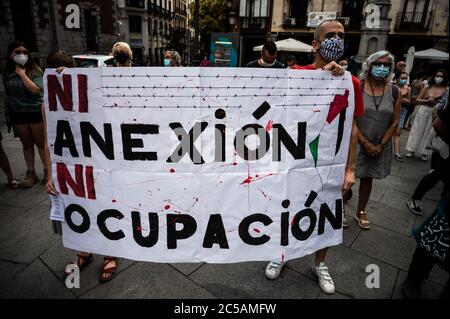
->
xmin=165 ymin=27 xmax=187 ymax=55
xmin=191 ymin=0 xmax=228 ymax=53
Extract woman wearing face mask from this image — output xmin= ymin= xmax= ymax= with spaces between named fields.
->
xmin=164 ymin=50 xmax=181 ymax=67
xmin=354 ymin=51 xmax=401 ymax=229
xmin=406 ymin=70 xmax=449 ymax=161
xmin=112 ymin=42 xmax=133 ymax=67
xmin=393 ymin=72 xmax=412 ymax=162
xmin=2 ymin=41 xmax=46 ymax=188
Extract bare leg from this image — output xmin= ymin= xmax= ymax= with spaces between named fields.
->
xmin=315 ymin=248 xmax=328 ymax=266
xmin=29 ymin=122 xmax=47 ymax=176
xmin=14 ymin=124 xmax=35 ymax=172
xmin=394 ymin=127 xmax=401 ymax=155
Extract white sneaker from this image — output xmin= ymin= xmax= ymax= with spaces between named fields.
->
xmin=265 ymin=261 xmax=284 ymax=280
xmin=405 ymin=152 xmax=413 ymax=158
xmin=313 ymin=262 xmax=335 ymax=294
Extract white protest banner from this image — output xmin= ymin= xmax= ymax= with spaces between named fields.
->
xmin=44 ymin=67 xmax=355 ymax=263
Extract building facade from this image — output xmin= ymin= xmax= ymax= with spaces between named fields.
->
xmin=237 ymin=0 xmax=449 ymax=66
xmin=0 ymin=0 xmax=191 ymax=69
xmin=0 ymin=0 xmax=119 ymax=67
xmin=118 ymin=0 xmax=177 ymax=66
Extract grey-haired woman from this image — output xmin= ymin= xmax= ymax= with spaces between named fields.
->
xmin=354 ymin=50 xmax=401 ymax=229
xmin=164 ymin=50 xmax=181 ymax=67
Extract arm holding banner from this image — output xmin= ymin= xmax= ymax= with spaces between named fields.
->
xmin=343 ymin=119 xmax=358 ymax=192
xmin=41 ymin=103 xmax=58 ymax=195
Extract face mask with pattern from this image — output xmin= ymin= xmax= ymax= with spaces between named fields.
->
xmin=318 ymin=37 xmax=344 ymax=62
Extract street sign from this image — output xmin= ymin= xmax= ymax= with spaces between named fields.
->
xmin=307 ymin=12 xmax=338 ymax=28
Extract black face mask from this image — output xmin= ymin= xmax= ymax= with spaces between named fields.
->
xmin=114 ymin=52 xmax=129 ymax=64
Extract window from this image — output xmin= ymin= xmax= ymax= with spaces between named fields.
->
xmin=154 ymin=20 xmax=158 ymax=35
xmin=148 ymin=18 xmax=153 ymax=34
xmin=126 ymin=0 xmax=145 ymax=8
xmin=159 ymin=21 xmax=163 ymax=35
xmin=10 ymin=0 xmax=37 ymax=50
xmin=239 ymin=0 xmax=270 ymax=18
xmin=403 ymin=0 xmax=429 ymax=22
xmin=0 ymin=0 xmax=7 ymax=25
xmin=129 ymin=15 xmax=142 ymax=33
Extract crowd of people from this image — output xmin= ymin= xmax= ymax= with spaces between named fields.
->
xmin=1 ymin=19 xmax=448 ymax=299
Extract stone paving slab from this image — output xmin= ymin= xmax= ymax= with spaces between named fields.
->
xmin=169 ymin=263 xmax=205 ymax=276
xmin=0 ymin=203 xmax=29 ymax=225
xmin=80 ymin=262 xmax=216 ymax=299
xmin=351 ymin=225 xmax=417 ymax=271
xmin=0 ymin=259 xmax=75 ymax=299
xmin=189 ymin=262 xmax=321 ymax=299
xmin=0 ymin=182 xmax=48 ymax=208
xmin=0 ymin=205 xmax=59 ymax=264
xmin=391 ymin=270 xmax=444 ymax=299
xmin=286 ymin=245 xmax=399 ymax=299
xmin=0 ymin=261 xmax=28 ymax=286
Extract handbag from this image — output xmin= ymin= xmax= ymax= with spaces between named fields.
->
xmin=413 ymin=193 xmax=449 ymax=272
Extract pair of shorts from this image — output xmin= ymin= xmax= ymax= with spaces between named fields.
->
xmin=9 ymin=110 xmax=43 ymax=125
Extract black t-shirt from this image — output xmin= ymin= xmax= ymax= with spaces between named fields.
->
xmin=246 ymin=59 xmax=285 ymax=68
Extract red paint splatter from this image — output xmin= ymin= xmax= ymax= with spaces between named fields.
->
xmin=326 ymin=89 xmax=350 ymax=123
xmin=253 ymin=228 xmax=261 ymax=233
xmin=282 ymin=253 xmax=285 ymax=264
xmin=112 ymin=199 xmax=116 ymax=203
xmin=312 ymin=109 xmax=321 ymax=113
xmin=164 ymin=204 xmax=171 ymax=210
xmin=241 ymin=176 xmax=253 ymax=185
xmin=265 ymin=120 xmax=273 ymax=132
xmin=241 ymin=173 xmax=275 ymax=185
xmin=170 ymin=168 xmax=175 ymax=173
xmin=136 ymin=226 xmax=142 ymax=232
xmin=219 ymin=162 xmax=238 ymax=168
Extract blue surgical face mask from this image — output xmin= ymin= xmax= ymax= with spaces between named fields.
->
xmin=399 ymin=79 xmax=407 ymax=86
xmin=371 ymin=65 xmax=390 ymax=79
xmin=163 ymin=58 xmax=171 ymax=66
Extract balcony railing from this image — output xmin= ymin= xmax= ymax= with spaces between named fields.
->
xmin=395 ymin=11 xmax=433 ymax=31
xmin=240 ymin=17 xmax=269 ymax=30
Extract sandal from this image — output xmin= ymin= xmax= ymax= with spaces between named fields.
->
xmin=64 ymin=253 xmax=94 ymax=277
xmin=8 ymin=179 xmax=20 ymax=189
xmin=99 ymin=256 xmax=117 ymax=283
xmin=355 ymin=211 xmax=370 ymax=230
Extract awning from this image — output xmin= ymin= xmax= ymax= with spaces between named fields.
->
xmin=414 ymin=48 xmax=449 ymax=61
xmin=253 ymin=38 xmax=313 ymax=53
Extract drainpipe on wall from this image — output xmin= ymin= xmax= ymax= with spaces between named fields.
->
xmin=48 ymin=0 xmax=59 ymax=51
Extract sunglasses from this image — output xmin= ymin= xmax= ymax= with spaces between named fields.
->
xmin=373 ymin=62 xmax=390 ymax=67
